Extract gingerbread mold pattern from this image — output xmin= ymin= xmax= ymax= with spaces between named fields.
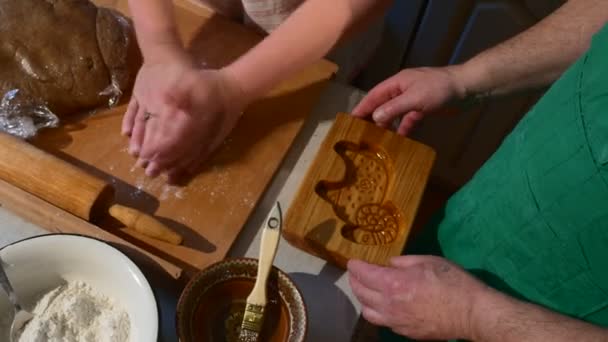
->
xmin=315 ymin=141 xmax=403 ymax=245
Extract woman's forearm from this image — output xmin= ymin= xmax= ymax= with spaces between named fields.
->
xmin=224 ymin=0 xmax=390 ymax=103
xmin=127 ymin=0 xmax=184 ymax=61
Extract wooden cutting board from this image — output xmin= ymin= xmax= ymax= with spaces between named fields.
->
xmin=284 ymin=114 xmax=435 ymax=268
xmin=30 ymin=0 xmax=337 ymax=274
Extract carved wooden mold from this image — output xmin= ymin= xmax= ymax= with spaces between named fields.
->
xmin=315 ymin=141 xmax=403 ymax=246
xmin=284 ymin=113 xmax=435 ymax=268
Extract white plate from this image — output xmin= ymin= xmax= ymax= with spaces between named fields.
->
xmin=0 ymin=234 xmax=158 ymax=341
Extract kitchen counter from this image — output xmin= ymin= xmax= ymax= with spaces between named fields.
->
xmin=0 ymin=81 xmax=367 ymax=342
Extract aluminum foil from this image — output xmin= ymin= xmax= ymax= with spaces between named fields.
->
xmin=99 ymin=75 xmax=124 ymax=108
xmin=0 ymin=9 xmax=136 ymax=139
xmin=0 ymin=89 xmax=59 ymax=139
xmin=98 ymin=9 xmax=131 ymax=108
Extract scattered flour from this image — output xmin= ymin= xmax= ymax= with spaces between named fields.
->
xmin=129 ymin=173 xmax=186 ymax=201
xmin=17 ymin=281 xmax=130 ymax=342
xmin=159 ymin=184 xmax=186 ymax=201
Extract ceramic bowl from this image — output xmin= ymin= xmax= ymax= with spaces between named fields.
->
xmin=177 ymin=258 xmax=307 ymax=342
xmin=0 ymin=234 xmax=158 ymax=341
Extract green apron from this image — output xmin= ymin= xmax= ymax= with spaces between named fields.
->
xmin=381 ymin=23 xmax=608 ymax=341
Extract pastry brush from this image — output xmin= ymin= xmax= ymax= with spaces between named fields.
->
xmin=239 ymin=202 xmax=282 ymax=341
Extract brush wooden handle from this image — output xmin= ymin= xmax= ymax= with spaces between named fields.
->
xmin=109 ymin=204 xmax=183 ymax=245
xmin=248 ymin=203 xmax=282 ymax=305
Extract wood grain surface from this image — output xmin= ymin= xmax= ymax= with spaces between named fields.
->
xmin=0 ymin=178 xmax=182 ymax=279
xmin=0 ymin=132 xmax=113 ymax=222
xmin=27 ymin=0 xmax=337 ymax=274
xmin=284 ymin=113 xmax=435 ymax=268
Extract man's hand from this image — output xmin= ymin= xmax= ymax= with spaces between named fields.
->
xmin=351 ymin=0 xmax=608 ymax=137
xmin=347 ymin=255 xmax=488 ymax=340
xmin=122 ymin=50 xmax=246 ymax=182
xmin=351 ymin=66 xmax=468 ymax=135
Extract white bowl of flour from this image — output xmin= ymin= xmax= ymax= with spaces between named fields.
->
xmin=0 ymin=234 xmax=158 ymax=342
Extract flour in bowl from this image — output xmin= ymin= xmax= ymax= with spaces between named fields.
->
xmin=17 ymin=281 xmax=130 ymax=342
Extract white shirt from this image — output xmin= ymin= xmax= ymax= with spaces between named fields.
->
xmin=199 ymin=0 xmax=303 ymax=33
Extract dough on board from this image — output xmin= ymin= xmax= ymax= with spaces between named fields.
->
xmin=0 ymin=0 xmax=142 ymax=116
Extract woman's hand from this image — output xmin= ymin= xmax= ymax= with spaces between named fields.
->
xmin=122 ymin=50 xmax=246 ymax=182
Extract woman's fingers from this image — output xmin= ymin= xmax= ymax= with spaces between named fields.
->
xmin=138 ymin=109 xmax=163 ymax=162
xmin=144 ymin=143 xmax=185 ymax=179
xmin=135 ymin=158 xmax=149 ymax=169
xmin=128 ymin=106 xmax=147 ymax=157
xmin=185 ymin=141 xmax=209 ymax=176
xmin=145 ymin=160 xmax=162 ymax=178
xmin=122 ymin=98 xmax=139 ymax=136
xmin=185 ymin=115 xmax=229 ymax=174
xmin=166 ymin=152 xmax=200 ymax=184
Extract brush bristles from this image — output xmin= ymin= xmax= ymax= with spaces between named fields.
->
xmin=238 ymin=328 xmax=260 ymax=342
xmin=240 ymin=303 xmax=265 ymax=332
xmin=238 ymin=303 xmax=265 ymax=341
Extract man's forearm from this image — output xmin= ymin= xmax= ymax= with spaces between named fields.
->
xmin=128 ymin=0 xmax=184 ymax=61
xmin=224 ymin=0 xmax=390 ymax=104
xmin=456 ymin=0 xmax=608 ymax=99
xmin=472 ymin=288 xmax=608 ymax=341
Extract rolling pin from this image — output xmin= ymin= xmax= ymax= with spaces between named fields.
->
xmin=0 ymin=132 xmax=183 ymax=245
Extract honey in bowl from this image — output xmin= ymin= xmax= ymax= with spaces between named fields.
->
xmin=192 ymin=278 xmax=288 ymax=342
xmin=176 ymin=258 xmax=307 ymax=342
